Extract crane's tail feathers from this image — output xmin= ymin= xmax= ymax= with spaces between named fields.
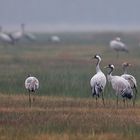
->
xmin=122 ymin=89 xmax=133 ymax=99
xmin=134 ymin=85 xmax=138 ymax=93
xmin=122 ymin=93 xmax=133 ymax=99
xmin=92 ymin=83 xmax=103 ymax=97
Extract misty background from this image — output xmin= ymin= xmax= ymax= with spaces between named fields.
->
xmin=0 ymin=0 xmax=140 ymax=32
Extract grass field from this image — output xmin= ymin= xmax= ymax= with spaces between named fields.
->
xmin=0 ymin=31 xmax=140 ymax=139
xmin=0 ymin=95 xmax=140 ymax=140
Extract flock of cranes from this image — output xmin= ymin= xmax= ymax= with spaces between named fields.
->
xmin=23 ymin=36 xmax=136 ymax=107
xmin=90 ymin=54 xmax=137 ymax=107
xmin=24 ymin=54 xmax=137 ymax=108
xmin=0 ymin=24 xmax=62 ymax=45
xmin=0 ymin=24 xmax=36 ymax=45
xmin=0 ymin=26 xmax=136 ymax=108
xmin=0 ymin=24 xmax=128 ymax=55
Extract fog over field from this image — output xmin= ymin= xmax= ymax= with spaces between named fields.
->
xmin=0 ymin=0 xmax=140 ymax=31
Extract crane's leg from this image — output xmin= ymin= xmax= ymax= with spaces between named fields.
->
xmin=133 ymin=87 xmax=137 ymax=107
xmin=33 ymin=96 xmax=35 ymax=102
xmin=91 ymin=87 xmax=97 ymax=107
xmin=116 ymin=95 xmax=118 ymax=108
xmin=126 ymin=98 xmax=128 ymax=108
xmin=133 ymin=95 xmax=136 ymax=107
xmin=123 ymin=98 xmax=125 ymax=108
xmin=28 ymin=91 xmax=31 ymax=107
xmin=134 ymin=87 xmax=138 ymax=95
xmin=33 ymin=92 xmax=35 ymax=103
xmin=95 ymin=96 xmax=98 ymax=107
xmin=101 ymin=92 xmax=105 ymax=107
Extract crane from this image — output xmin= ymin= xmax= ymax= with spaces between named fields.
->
xmin=9 ymin=24 xmax=25 ymax=44
xmin=90 ymin=54 xmax=106 ymax=106
xmin=50 ymin=35 xmax=60 ymax=43
xmin=25 ymin=74 xmax=39 ymax=107
xmin=0 ymin=26 xmax=13 ymax=44
xmin=121 ymin=62 xmax=137 ymax=106
xmin=105 ymin=64 xmax=133 ymax=107
xmin=110 ymin=37 xmax=129 ymax=58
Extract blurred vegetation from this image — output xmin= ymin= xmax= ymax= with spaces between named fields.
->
xmin=0 ymin=31 xmax=139 ymax=99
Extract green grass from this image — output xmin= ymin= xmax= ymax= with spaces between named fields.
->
xmin=0 ymin=32 xmax=139 ymax=98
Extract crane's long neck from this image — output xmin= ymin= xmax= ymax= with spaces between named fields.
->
xmin=123 ymin=66 xmax=128 ymax=74
xmin=108 ymin=67 xmax=113 ymax=76
xmin=0 ymin=26 xmax=2 ymax=32
xmin=107 ymin=67 xmax=113 ymax=82
xmin=21 ymin=24 xmax=25 ymax=34
xmin=96 ymin=58 xmax=101 ymax=73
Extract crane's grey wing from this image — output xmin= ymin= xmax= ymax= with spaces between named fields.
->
xmin=121 ymin=74 xmax=137 ymax=88
xmin=91 ymin=75 xmax=106 ymax=97
xmin=92 ymin=82 xmax=104 ymax=97
xmin=25 ymin=78 xmax=32 ymax=89
xmin=24 ymin=33 xmax=36 ymax=41
xmin=33 ymin=77 xmax=39 ymax=89
xmin=110 ymin=40 xmax=128 ymax=52
xmin=25 ymin=77 xmax=39 ymax=91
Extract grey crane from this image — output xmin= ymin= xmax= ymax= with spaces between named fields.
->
xmin=90 ymin=54 xmax=106 ymax=106
xmin=9 ymin=24 xmax=25 ymax=44
xmin=25 ymin=74 xmax=39 ymax=107
xmin=110 ymin=37 xmax=128 ymax=58
xmin=105 ymin=64 xmax=133 ymax=107
xmin=121 ymin=62 xmax=137 ymax=106
xmin=0 ymin=26 xmax=13 ymax=44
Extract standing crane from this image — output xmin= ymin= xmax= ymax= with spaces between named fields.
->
xmin=9 ymin=24 xmax=36 ymax=43
xmin=90 ymin=54 xmax=106 ymax=106
xmin=121 ymin=62 xmax=137 ymax=106
xmin=24 ymin=32 xmax=36 ymax=41
xmin=109 ymin=37 xmax=129 ymax=58
xmin=105 ymin=64 xmax=133 ymax=107
xmin=25 ymin=74 xmax=39 ymax=107
xmin=9 ymin=24 xmax=25 ymax=44
xmin=0 ymin=26 xmax=13 ymax=44
xmin=50 ymin=35 xmax=60 ymax=43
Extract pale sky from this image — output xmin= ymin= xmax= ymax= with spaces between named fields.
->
xmin=0 ymin=0 xmax=140 ymax=31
